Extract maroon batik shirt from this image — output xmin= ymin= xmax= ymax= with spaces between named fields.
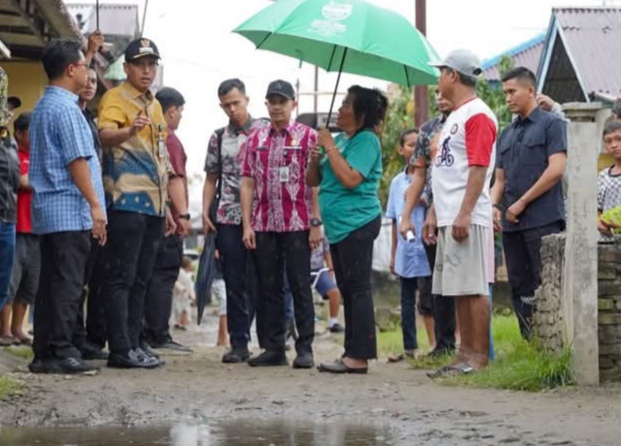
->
xmin=240 ymin=121 xmax=317 ymax=233
xmin=166 ymin=127 xmax=188 ymax=236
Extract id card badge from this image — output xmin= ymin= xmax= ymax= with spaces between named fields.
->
xmin=279 ymin=166 xmax=290 ymax=183
xmin=158 ymin=136 xmax=166 ymax=159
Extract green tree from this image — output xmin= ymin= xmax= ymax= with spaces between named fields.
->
xmin=379 ymin=85 xmax=414 ymax=206
xmin=377 ymin=55 xmax=513 ymax=206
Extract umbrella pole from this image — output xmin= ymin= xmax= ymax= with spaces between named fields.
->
xmin=96 ymin=0 xmax=99 ymax=30
xmin=326 ymin=47 xmax=348 ymax=127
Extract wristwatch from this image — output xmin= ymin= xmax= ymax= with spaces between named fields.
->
xmin=179 ymin=213 xmax=191 ymax=220
xmin=310 ymin=218 xmax=323 ymax=227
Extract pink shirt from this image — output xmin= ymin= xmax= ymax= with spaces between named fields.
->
xmin=240 ymin=121 xmax=317 ymax=233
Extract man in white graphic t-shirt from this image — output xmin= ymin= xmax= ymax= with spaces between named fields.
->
xmin=423 ymin=49 xmax=497 ymax=376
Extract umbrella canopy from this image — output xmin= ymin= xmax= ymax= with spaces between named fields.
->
xmin=233 ymin=0 xmax=440 ymax=87
xmin=194 ymin=232 xmax=217 ymax=325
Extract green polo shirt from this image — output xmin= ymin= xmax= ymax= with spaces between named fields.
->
xmin=318 ymin=130 xmax=382 ymax=243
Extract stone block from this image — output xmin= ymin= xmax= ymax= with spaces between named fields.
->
xmin=598 ymin=343 xmax=621 ymax=356
xmin=599 ymin=325 xmax=621 ymax=344
xmin=598 ymin=266 xmax=618 ymax=280
xmin=598 ymin=280 xmax=621 ymax=297
xmin=600 ymin=368 xmax=621 ymax=382
xmin=598 ymin=313 xmax=621 ymax=325
xmin=598 ymin=299 xmax=616 ymax=310
xmin=599 ymin=249 xmax=621 ymax=263
xmin=599 ymin=356 xmax=616 ymax=369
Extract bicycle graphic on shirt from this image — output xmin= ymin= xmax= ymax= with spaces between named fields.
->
xmin=434 ymin=136 xmax=455 ymax=167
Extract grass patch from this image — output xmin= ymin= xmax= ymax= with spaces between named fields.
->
xmin=4 ymin=346 xmax=33 ymax=361
xmin=0 ymin=375 xmax=20 ymax=398
xmin=379 ymin=313 xmax=573 ymax=392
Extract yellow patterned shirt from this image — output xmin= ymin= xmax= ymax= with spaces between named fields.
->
xmin=98 ymin=81 xmax=171 ymax=217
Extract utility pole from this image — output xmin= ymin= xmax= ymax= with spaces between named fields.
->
xmin=414 ymin=0 xmax=429 ymax=127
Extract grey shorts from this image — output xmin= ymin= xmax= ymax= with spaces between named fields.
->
xmin=432 ymin=225 xmax=489 ymax=297
xmin=8 ymin=233 xmax=40 ymax=305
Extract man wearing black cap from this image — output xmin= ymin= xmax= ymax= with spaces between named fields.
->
xmin=240 ymin=80 xmax=322 ymax=368
xmin=97 ymin=37 xmax=190 ymax=369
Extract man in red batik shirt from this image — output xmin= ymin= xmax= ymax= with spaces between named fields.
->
xmin=240 ymin=80 xmax=322 ymax=369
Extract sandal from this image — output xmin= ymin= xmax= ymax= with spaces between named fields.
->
xmin=0 ymin=336 xmax=15 ymax=347
xmin=387 ymin=350 xmax=416 ymax=363
xmin=317 ymin=359 xmax=368 ymax=374
xmin=427 ymin=362 xmax=475 ymax=379
xmin=16 ymin=337 xmax=32 ymax=346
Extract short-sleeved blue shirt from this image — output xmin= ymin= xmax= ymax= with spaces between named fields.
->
xmin=496 ymin=106 xmax=567 ymax=232
xmin=318 ymin=130 xmax=382 ymax=244
xmin=385 ymin=169 xmax=431 ymax=278
xmin=30 ymin=86 xmax=106 ymax=234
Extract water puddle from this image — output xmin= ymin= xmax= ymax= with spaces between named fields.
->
xmin=0 ymin=419 xmax=396 ymax=446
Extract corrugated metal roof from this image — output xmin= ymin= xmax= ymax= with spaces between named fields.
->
xmin=481 ymin=34 xmax=545 ymax=82
xmin=552 ymin=7 xmax=621 ymax=100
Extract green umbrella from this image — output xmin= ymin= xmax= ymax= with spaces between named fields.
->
xmin=233 ymin=0 xmax=440 ymax=118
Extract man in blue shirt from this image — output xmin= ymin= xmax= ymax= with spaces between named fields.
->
xmin=28 ymin=38 xmax=107 ymax=374
xmin=491 ymin=67 xmax=567 ymax=339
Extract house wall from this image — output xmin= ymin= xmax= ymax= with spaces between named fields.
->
xmin=2 ymin=62 xmax=47 ymax=113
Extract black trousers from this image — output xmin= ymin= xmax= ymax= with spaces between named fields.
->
xmin=423 ymin=242 xmax=456 ymax=351
xmin=104 ymin=210 xmax=164 ymax=353
xmin=330 ymin=216 xmax=381 ymax=360
xmin=33 ymin=231 xmax=90 ymax=360
xmin=74 ymin=237 xmax=108 ymax=351
xmin=254 ymin=230 xmax=314 ymax=354
xmin=217 ymin=224 xmax=255 ymax=349
xmin=143 ymin=234 xmax=183 ymax=345
xmin=503 ymin=221 xmax=563 ymax=339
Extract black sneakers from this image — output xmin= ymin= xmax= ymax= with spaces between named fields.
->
xmin=247 ymin=350 xmax=288 ymax=367
xmin=222 ymin=348 xmax=251 ymax=364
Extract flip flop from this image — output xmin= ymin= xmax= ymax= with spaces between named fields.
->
xmin=0 ymin=336 xmax=15 ymax=347
xmin=16 ymin=337 xmax=32 ymax=346
xmin=427 ymin=362 xmax=475 ymax=379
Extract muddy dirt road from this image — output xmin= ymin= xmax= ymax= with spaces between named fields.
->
xmin=1 ymin=323 xmax=620 ymax=445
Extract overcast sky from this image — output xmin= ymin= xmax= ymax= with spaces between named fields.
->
xmin=65 ymin=0 xmax=618 ymax=186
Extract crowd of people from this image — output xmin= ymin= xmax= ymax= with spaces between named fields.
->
xmin=0 ymin=31 xmax=620 ymax=377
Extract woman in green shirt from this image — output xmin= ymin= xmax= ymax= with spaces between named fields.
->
xmin=307 ymin=85 xmax=388 ymax=374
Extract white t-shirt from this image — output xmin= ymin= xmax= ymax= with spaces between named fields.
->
xmin=431 ymin=97 xmax=497 ymax=228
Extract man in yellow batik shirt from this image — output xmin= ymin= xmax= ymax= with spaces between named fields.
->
xmin=98 ymin=38 xmax=190 ymax=370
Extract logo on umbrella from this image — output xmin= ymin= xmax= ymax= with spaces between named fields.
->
xmin=309 ymin=1 xmax=353 ymax=37
xmin=322 ymin=1 xmax=353 ymax=21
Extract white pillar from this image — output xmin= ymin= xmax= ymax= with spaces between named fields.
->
xmin=562 ymin=102 xmax=602 ymax=386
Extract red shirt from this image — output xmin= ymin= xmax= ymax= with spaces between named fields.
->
xmin=16 ymin=148 xmax=33 ymax=233
xmin=240 ymin=121 xmax=317 ymax=233
xmin=166 ymin=128 xmax=188 ymax=236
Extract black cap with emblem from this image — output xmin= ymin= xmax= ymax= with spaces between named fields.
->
xmin=124 ymin=37 xmax=161 ymax=63
xmin=265 ymin=80 xmax=295 ymax=101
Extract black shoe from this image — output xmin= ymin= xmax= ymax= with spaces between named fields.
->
xmin=140 ymin=344 xmax=166 ymax=366
xmin=28 ymin=357 xmax=62 ymax=374
xmin=57 ymin=357 xmax=100 ymax=374
xmin=247 ymin=350 xmax=288 ymax=367
xmin=107 ymin=350 xmax=158 ymax=369
xmin=427 ymin=347 xmax=455 ymax=358
xmin=329 ymin=323 xmax=345 ymax=333
xmin=222 ymin=347 xmax=251 ymax=364
xmin=133 ymin=348 xmax=162 ymax=368
xmin=292 ymin=352 xmax=314 ymax=369
xmin=150 ymin=338 xmax=193 ymax=355
xmin=81 ymin=343 xmax=109 ymax=361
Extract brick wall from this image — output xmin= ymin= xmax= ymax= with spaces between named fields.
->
xmin=534 ymin=234 xmax=621 ymax=382
xmin=597 ymin=242 xmax=621 ymax=382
